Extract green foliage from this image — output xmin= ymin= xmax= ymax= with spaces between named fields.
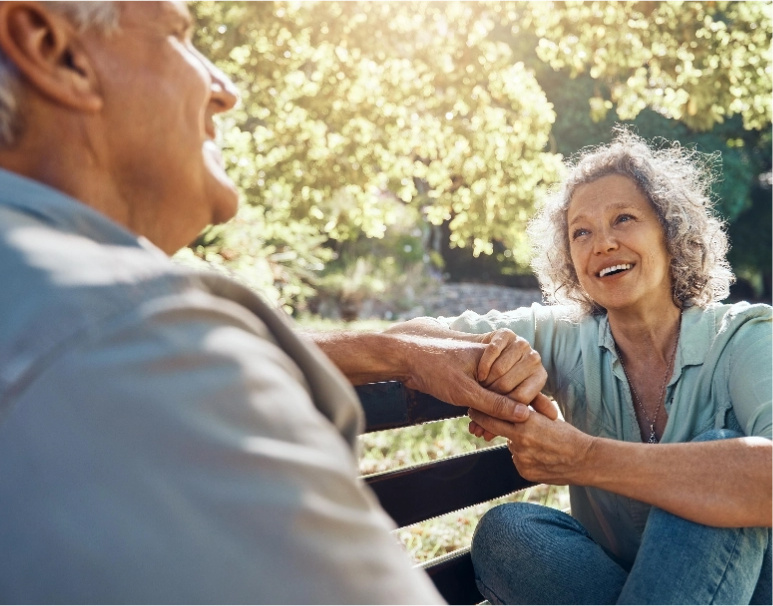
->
xmin=312 ymin=202 xmax=442 ymax=320
xmin=525 ymin=1 xmax=772 ymax=131
xmin=192 ymin=1 xmax=561 ymax=256
xmin=188 ymin=1 xmax=771 ymax=311
xmin=176 ymin=201 xmax=333 ymax=313
xmin=727 ymin=176 xmax=773 ymax=300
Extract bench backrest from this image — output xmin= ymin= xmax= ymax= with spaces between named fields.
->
xmin=356 ymin=382 xmax=536 ymax=604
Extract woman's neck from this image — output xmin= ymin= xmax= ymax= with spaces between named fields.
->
xmin=608 ymin=303 xmax=682 ymax=365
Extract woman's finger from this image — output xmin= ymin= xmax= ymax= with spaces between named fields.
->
xmin=530 ymin=392 xmax=560 ymax=421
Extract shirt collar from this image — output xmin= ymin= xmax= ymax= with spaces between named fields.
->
xmin=599 ymin=305 xmax=710 ymax=380
xmin=0 ymin=167 xmax=156 ymax=253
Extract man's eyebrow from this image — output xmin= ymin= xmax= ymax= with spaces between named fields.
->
xmin=174 ymin=13 xmax=194 ymax=31
xmin=161 ymin=3 xmax=194 ymax=30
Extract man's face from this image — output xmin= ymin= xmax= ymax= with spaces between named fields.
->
xmin=81 ymin=1 xmax=240 ymax=253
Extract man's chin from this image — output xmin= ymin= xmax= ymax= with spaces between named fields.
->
xmin=203 ymin=146 xmax=240 ymax=220
xmin=209 ymin=184 xmax=240 ymax=226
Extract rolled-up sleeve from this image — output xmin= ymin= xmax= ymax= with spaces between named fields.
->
xmin=725 ymin=308 xmax=773 ymax=439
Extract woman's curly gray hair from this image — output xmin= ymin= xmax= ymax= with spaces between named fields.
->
xmin=528 ymin=127 xmax=734 ymax=315
xmin=0 ymin=1 xmax=118 ymax=147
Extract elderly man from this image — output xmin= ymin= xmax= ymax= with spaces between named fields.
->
xmin=0 ymin=2 xmax=545 ymax=603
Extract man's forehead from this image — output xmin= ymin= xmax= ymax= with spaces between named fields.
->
xmin=120 ymin=1 xmax=191 ymax=25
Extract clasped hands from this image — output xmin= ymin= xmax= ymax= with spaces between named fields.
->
xmin=469 ymin=328 xmax=591 ymax=486
xmin=385 ymin=320 xmax=590 ymax=485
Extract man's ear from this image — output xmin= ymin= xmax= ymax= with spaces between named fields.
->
xmin=0 ymin=1 xmax=102 ymax=112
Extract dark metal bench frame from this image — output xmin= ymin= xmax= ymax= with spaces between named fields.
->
xmin=356 ymin=381 xmax=536 ymax=604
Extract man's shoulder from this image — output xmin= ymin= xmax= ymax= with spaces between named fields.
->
xmin=2 ymin=206 xmax=194 ymax=311
xmin=0 ymin=204 xmax=252 ymax=385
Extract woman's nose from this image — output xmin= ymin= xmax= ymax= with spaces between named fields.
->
xmin=593 ymin=229 xmax=618 ymax=255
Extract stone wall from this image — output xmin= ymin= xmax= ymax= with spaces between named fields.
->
xmin=399 ymin=282 xmax=544 ymax=320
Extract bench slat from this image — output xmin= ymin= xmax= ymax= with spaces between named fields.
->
xmin=356 ymin=381 xmax=534 ymax=603
xmin=421 ymin=549 xmax=482 ymax=605
xmin=356 ymin=382 xmax=463 ymax=431
xmin=363 ymin=445 xmax=533 ymax=527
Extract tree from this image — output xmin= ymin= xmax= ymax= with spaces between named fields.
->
xmin=188 ymin=1 xmax=562 ymax=312
xmin=186 ymin=1 xmax=771 ymax=311
xmin=524 ymin=1 xmax=772 ymax=131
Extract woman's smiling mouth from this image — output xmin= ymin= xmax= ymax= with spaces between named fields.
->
xmin=597 ymin=263 xmax=633 ymax=278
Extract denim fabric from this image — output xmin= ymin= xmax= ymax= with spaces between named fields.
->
xmin=471 ymin=430 xmax=771 ymax=605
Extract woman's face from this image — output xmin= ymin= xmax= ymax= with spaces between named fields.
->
xmin=567 ymin=174 xmax=674 ymax=315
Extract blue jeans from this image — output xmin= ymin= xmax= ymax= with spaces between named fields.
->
xmin=471 ymin=430 xmax=772 ymax=604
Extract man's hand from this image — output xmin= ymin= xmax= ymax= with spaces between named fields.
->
xmin=478 ymin=329 xmax=546 ymax=403
xmin=388 ymin=323 xmax=549 ymax=423
xmin=464 ymin=329 xmax=557 ymax=440
xmin=399 ymin=334 xmax=535 ymax=423
xmin=308 ymin=325 xmax=548 ymax=424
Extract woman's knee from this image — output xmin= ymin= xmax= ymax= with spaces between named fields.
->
xmin=636 ymin=496 xmax=770 ymax=605
xmin=472 ymin=503 xmax=539 ymax=568
xmin=472 ymin=502 xmax=628 ymax=605
xmin=471 ymin=502 xmax=578 ymax=570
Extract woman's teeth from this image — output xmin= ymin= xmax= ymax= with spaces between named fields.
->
xmin=598 ymin=263 xmax=632 ymax=277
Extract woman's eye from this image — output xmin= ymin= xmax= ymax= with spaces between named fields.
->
xmin=616 ymin=214 xmax=634 ymax=224
xmin=572 ymin=228 xmax=589 ymax=240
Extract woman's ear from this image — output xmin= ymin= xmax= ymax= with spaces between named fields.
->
xmin=0 ymin=1 xmax=102 ymax=112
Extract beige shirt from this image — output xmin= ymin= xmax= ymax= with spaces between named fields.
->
xmin=0 ymin=168 xmax=443 ymax=604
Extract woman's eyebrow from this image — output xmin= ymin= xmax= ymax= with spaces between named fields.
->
xmin=568 ymin=202 xmax=639 ymax=226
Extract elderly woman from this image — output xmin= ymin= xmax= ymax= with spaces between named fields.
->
xmin=394 ymin=129 xmax=772 ymax=604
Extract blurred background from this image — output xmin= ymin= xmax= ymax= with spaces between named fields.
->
xmin=181 ymin=0 xmax=772 ymax=322
xmin=180 ymin=1 xmax=772 ymax=563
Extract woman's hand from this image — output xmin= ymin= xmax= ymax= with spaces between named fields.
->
xmin=468 ymin=406 xmax=594 ymax=485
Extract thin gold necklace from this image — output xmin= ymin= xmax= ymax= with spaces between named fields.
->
xmin=616 ymin=316 xmax=681 ymax=444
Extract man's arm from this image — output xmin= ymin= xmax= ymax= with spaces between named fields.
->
xmin=306 ymin=323 xmax=548 ymax=424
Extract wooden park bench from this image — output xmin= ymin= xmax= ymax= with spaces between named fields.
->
xmin=355 ymin=381 xmax=538 ymax=605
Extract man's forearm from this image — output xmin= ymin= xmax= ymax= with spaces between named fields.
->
xmin=305 ymin=318 xmax=482 ymax=386
xmin=384 ymin=317 xmax=482 ymax=341
xmin=305 ymin=325 xmax=538 ymax=424
xmin=305 ymin=330 xmax=415 ymax=385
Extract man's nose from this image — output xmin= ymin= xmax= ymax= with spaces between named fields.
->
xmin=199 ymin=51 xmax=240 ymax=112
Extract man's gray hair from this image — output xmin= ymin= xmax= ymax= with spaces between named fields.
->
xmin=0 ymin=1 xmax=118 ymax=146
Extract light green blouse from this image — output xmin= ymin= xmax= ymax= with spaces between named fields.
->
xmin=437 ymin=302 xmax=772 ymax=565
